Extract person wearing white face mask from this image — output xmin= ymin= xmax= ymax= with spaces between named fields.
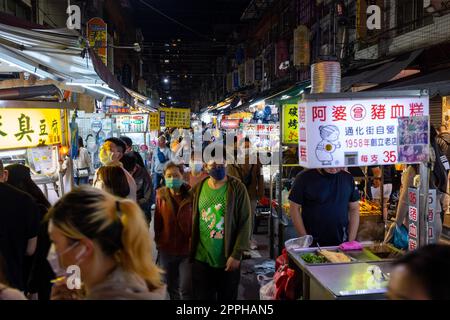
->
xmin=47 ymin=186 xmax=166 ymax=300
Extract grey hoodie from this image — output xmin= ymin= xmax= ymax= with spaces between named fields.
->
xmin=86 ymin=267 xmax=167 ymax=300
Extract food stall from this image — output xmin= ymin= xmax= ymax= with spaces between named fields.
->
xmin=0 ymin=100 xmax=75 ymax=203
xmin=286 ymin=90 xmax=433 ymax=299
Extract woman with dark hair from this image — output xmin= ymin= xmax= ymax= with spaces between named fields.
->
xmin=387 ymin=244 xmax=450 ymax=300
xmin=93 ymin=165 xmax=131 ymax=198
xmin=0 ymin=253 xmax=26 ymax=300
xmin=6 ymin=164 xmax=50 ymax=214
xmin=5 ymin=164 xmax=52 ymax=300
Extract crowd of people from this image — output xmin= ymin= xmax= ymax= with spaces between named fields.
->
xmin=1 ymin=127 xmax=450 ymax=301
xmin=0 ymin=133 xmax=254 ymax=301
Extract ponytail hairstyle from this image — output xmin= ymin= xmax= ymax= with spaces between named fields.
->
xmin=46 ymin=186 xmax=164 ymax=291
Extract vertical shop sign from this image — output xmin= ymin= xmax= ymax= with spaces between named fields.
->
xmin=282 ymin=104 xmax=299 ymax=144
xmin=293 ymin=25 xmax=311 ymax=67
xmin=408 ymin=187 xmax=419 ymax=251
xmin=428 ymin=189 xmax=437 ymax=243
xmin=87 ymin=18 xmax=108 ymax=66
xmin=149 ymin=112 xmax=160 ymax=131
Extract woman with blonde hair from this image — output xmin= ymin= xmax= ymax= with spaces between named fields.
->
xmin=47 ymin=186 xmax=166 ymax=300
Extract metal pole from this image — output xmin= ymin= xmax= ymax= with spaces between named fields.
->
xmin=418 ymin=162 xmax=430 ymax=247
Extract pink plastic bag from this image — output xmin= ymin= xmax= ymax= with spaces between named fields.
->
xmin=339 ymin=241 xmax=363 ymax=251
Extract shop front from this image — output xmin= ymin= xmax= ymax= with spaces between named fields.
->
xmin=286 ymin=90 xmax=435 ymax=300
xmin=0 ymin=100 xmax=75 ymax=203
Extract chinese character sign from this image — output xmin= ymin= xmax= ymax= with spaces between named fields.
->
xmin=0 ymin=108 xmax=62 ymax=150
xmin=149 ymin=112 xmax=160 ymax=131
xmin=87 ymin=18 xmax=107 ymax=66
xmin=299 ymin=95 xmax=429 ymax=168
xmin=408 ymin=187 xmax=420 ymax=251
xmin=282 ymin=104 xmax=299 ymax=144
xmin=159 ymin=108 xmax=190 ymax=128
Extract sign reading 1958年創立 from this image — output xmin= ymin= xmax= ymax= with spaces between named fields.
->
xmin=0 ymin=108 xmax=62 ymax=150
xmin=298 ymin=94 xmax=429 ymax=168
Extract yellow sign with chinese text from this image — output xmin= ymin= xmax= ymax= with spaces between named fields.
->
xmin=282 ymin=104 xmax=299 ymax=144
xmin=0 ymin=108 xmax=63 ymax=150
xmin=149 ymin=112 xmax=160 ymax=131
xmin=159 ymin=108 xmax=190 ymax=128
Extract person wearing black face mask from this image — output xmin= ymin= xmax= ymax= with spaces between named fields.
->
xmin=288 ymin=168 xmax=360 ymax=246
xmin=189 ymin=158 xmax=251 ymax=301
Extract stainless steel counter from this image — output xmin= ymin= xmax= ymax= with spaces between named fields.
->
xmin=287 ymin=246 xmax=396 ymax=300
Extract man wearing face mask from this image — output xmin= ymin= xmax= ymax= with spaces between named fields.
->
xmin=190 ymin=148 xmax=251 ymax=301
xmin=289 ymin=168 xmax=360 ymax=246
xmin=154 ymin=162 xmax=193 ymax=300
xmin=96 ymin=138 xmax=137 ymax=201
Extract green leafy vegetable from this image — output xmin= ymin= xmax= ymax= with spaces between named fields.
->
xmin=301 ymin=253 xmax=327 ymax=264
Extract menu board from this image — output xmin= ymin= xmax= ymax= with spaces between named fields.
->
xmin=114 ymin=114 xmax=149 ymax=133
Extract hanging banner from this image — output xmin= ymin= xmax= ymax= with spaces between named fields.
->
xmin=293 ymin=25 xmax=311 ymax=67
xmin=282 ymin=104 xmax=299 ymax=144
xmin=87 ymin=17 xmax=108 ymax=66
xmin=149 ymin=112 xmax=160 ymax=131
xmin=159 ymin=108 xmax=190 ymax=128
xmin=298 ymin=93 xmax=429 ymax=168
xmin=0 ymin=108 xmax=62 ymax=150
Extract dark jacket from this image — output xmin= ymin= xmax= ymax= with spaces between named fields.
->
xmin=133 ymin=165 xmax=152 ymax=216
xmin=190 ymin=176 xmax=251 ymax=262
xmin=154 ymin=184 xmax=192 ymax=256
xmin=227 ymin=161 xmax=264 ymax=200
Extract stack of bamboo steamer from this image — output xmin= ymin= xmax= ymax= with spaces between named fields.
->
xmin=311 ymin=61 xmax=341 ymax=93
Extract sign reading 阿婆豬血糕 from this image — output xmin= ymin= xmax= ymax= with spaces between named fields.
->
xmin=0 ymin=108 xmax=62 ymax=150
xmin=298 ymin=94 xmax=429 ymax=168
